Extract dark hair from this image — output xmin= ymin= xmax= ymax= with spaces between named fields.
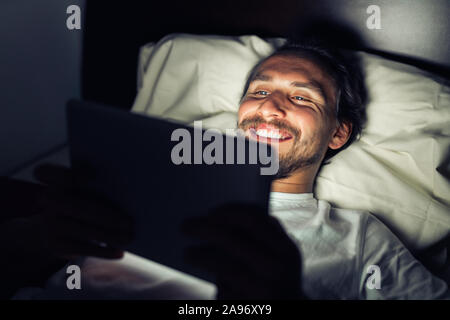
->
xmin=241 ymin=39 xmax=367 ymax=162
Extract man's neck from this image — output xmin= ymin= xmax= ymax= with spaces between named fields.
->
xmin=270 ymin=168 xmax=317 ymax=194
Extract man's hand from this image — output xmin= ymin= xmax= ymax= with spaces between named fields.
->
xmin=181 ymin=203 xmax=304 ymax=300
xmin=3 ymin=164 xmax=134 ymax=262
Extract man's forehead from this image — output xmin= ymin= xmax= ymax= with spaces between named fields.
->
xmin=255 ymin=55 xmax=329 ymax=82
xmin=251 ymin=54 xmax=337 ymax=106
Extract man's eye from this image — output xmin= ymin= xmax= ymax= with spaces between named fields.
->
xmin=255 ymin=90 xmax=269 ymax=96
xmin=292 ymin=96 xmax=318 ymax=110
xmin=292 ymin=96 xmax=314 ymax=105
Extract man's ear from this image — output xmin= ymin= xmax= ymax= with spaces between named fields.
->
xmin=328 ymin=120 xmax=352 ymax=150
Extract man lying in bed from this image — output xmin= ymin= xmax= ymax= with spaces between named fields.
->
xmin=1 ymin=41 xmax=449 ymax=300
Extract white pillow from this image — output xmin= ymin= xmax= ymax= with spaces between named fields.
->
xmin=132 ymin=33 xmax=450 ymax=251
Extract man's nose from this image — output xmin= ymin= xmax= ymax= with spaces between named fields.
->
xmin=256 ymin=94 xmax=286 ymax=119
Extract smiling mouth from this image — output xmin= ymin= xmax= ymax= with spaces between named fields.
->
xmin=247 ymin=123 xmax=294 ymax=143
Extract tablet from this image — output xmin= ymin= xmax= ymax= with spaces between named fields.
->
xmin=67 ymin=99 xmax=275 ymax=283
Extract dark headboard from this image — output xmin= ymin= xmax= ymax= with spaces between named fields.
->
xmin=81 ymin=0 xmax=450 ymax=110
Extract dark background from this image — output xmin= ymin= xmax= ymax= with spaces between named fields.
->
xmin=82 ymin=0 xmax=450 ymax=109
xmin=1 ymin=0 xmax=449 ymax=177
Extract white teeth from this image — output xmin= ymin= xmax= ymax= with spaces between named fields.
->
xmin=256 ymin=129 xmax=283 ymax=139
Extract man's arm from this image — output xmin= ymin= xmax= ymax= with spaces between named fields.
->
xmin=0 ymin=219 xmax=69 ymax=299
xmin=0 ymin=167 xmax=134 ymax=299
xmin=0 ymin=177 xmax=65 ymax=299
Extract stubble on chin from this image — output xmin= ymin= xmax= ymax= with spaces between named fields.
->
xmin=275 ymin=139 xmax=323 ymax=179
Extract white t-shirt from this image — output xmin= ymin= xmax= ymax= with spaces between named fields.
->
xmin=13 ymin=193 xmax=449 ymax=300
xmin=269 ymin=192 xmax=449 ymax=299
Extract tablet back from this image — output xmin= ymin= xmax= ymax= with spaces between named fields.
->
xmin=67 ymin=99 xmax=274 ymax=282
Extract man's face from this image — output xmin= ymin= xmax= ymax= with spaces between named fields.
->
xmin=238 ymin=54 xmax=339 ymax=178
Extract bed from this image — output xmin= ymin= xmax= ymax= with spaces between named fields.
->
xmin=7 ymin=0 xmax=450 ymax=298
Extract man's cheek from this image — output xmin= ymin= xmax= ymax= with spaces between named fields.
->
xmin=239 ymin=100 xmax=261 ymax=117
xmin=237 ymin=101 xmax=252 ymax=118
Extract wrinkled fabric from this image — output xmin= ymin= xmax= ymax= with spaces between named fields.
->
xmin=269 ymin=192 xmax=449 ymax=299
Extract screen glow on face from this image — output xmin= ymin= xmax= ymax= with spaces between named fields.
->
xmin=238 ymin=55 xmax=338 ymax=178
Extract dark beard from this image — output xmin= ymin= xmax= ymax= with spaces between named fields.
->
xmin=238 ymin=115 xmax=322 ymax=179
xmin=276 ymin=146 xmax=322 ymax=179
